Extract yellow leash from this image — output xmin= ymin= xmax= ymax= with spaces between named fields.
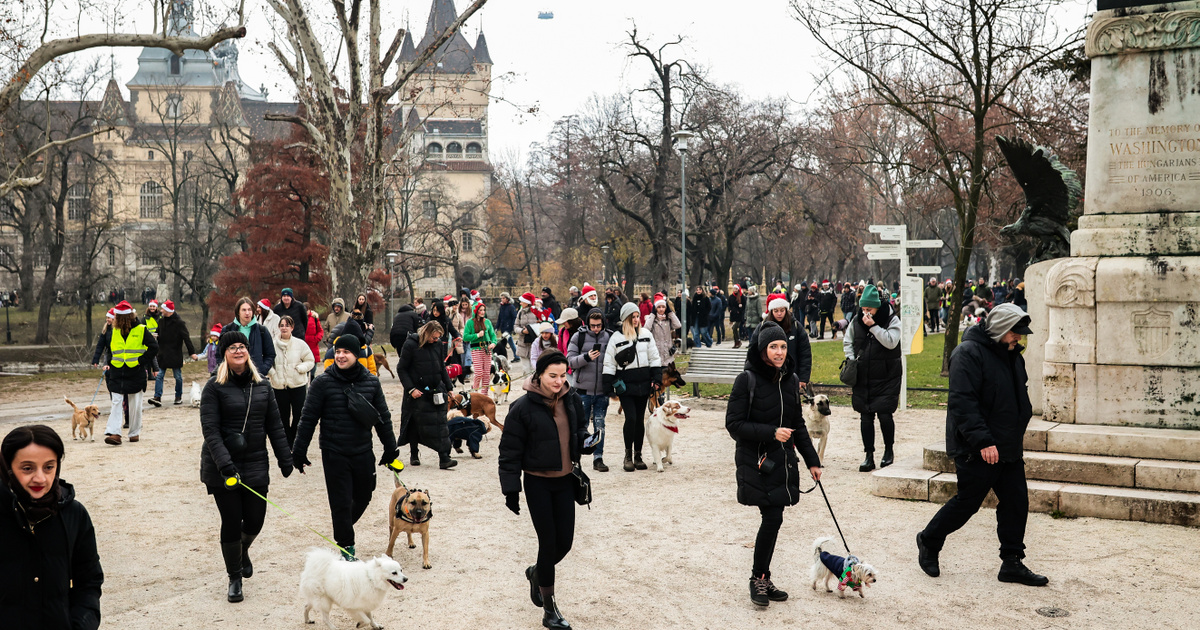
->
xmin=225 ymin=475 xmax=358 ymax=560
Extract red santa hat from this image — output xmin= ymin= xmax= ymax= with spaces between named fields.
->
xmin=160 ymin=300 xmax=175 ymax=314
xmin=105 ymin=308 xmax=116 ymax=320
xmin=257 ymin=298 xmax=271 ymax=310
xmin=470 ymin=289 xmax=480 ymax=300
xmin=148 ymin=299 xmax=158 ymax=308
xmin=653 ymin=292 xmax=667 ymax=308
xmin=767 ymin=293 xmax=789 ymax=312
xmin=810 ymin=283 xmax=818 ymax=290
xmin=580 ymin=283 xmax=598 ymax=303
xmin=519 ymin=292 xmax=535 ymax=305
xmin=822 ymin=279 xmax=831 ymax=286
xmin=113 ymin=300 xmax=135 ymax=315
xmin=209 ymin=323 xmax=223 ymax=337
xmin=474 ymin=301 xmax=486 ymax=316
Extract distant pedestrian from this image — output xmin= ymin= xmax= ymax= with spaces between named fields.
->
xmin=743 ymin=286 xmax=763 ymax=338
xmin=567 ymin=308 xmax=613 ymax=472
xmin=255 ymin=299 xmax=282 ymax=341
xmin=97 ymin=301 xmax=158 ymax=446
xmin=463 ymin=302 xmax=497 ymax=395
xmin=497 ymin=293 xmax=519 ymax=358
xmin=757 ymin=292 xmax=812 ymax=390
xmin=540 ymin=287 xmax=562 ymax=320
xmin=690 ymin=286 xmax=713 ymax=348
xmin=818 ymin=281 xmax=837 ymax=339
xmin=924 ymin=278 xmax=943 ymax=333
xmin=272 ymin=288 xmax=307 ymax=330
xmin=389 ymin=302 xmax=423 ymax=356
xmin=323 ymin=298 xmax=349 ymax=345
xmin=709 ymin=286 xmax=726 ymax=345
xmin=353 ymin=293 xmax=374 ymax=327
xmin=842 ymin=285 xmax=901 ymax=472
xmin=151 ymin=300 xmax=197 ymax=406
xmin=645 ymin=295 xmax=681 ymax=362
xmin=727 ymin=285 xmax=745 ymax=349
xmin=516 ymin=293 xmax=539 ymax=363
xmin=204 ymin=324 xmax=222 ymax=376
xmin=269 ymin=316 xmax=316 ymax=446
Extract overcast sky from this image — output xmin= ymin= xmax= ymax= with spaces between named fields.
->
xmin=97 ymin=0 xmax=1094 ymax=160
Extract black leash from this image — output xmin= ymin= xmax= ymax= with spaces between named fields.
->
xmin=817 ymin=480 xmax=852 ymax=556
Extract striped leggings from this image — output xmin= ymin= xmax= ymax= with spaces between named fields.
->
xmin=470 ymin=348 xmax=491 ymax=393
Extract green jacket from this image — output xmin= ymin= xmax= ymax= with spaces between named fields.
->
xmin=462 ymin=317 xmax=497 ymax=350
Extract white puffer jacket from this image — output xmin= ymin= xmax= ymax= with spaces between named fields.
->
xmin=268 ymin=335 xmax=316 ymax=389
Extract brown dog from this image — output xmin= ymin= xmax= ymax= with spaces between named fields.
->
xmin=373 ymin=345 xmax=395 ymax=379
xmin=447 ymin=391 xmax=502 ymax=432
xmin=65 ymin=397 xmax=100 ymax=442
xmin=647 ymin=362 xmax=688 ymax=413
xmin=386 ymin=477 xmax=433 ymax=569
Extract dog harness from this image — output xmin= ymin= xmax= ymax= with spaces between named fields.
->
xmin=455 ymin=392 xmax=472 ymax=411
xmin=820 ymin=551 xmax=863 ymax=592
xmin=396 ymin=491 xmax=433 ymax=525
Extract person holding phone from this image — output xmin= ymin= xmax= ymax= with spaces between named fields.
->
xmin=842 ymin=284 xmax=902 ymax=472
xmin=566 ymin=308 xmax=613 ymax=471
xmin=726 ymin=321 xmax=822 ymax=607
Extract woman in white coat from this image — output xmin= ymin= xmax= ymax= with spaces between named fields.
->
xmin=603 ymin=302 xmax=662 ymax=471
xmin=268 ymin=316 xmax=315 ymax=446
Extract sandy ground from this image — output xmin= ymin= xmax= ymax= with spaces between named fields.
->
xmin=3 ymin=372 xmax=1199 ymax=630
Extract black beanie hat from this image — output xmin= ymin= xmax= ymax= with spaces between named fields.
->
xmin=217 ymin=330 xmax=250 ymax=359
xmin=333 ymin=334 xmax=363 ymax=357
xmin=757 ymin=321 xmax=787 ymax=348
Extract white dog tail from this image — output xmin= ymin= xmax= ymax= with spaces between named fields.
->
xmin=812 ymin=536 xmax=835 ymax=562
xmin=64 ymin=396 xmax=78 ymax=411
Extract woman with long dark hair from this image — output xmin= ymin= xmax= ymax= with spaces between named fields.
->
xmin=463 ymin=301 xmax=497 ymax=395
xmin=353 ymin=293 xmax=374 ymax=326
xmin=499 ymin=351 xmax=596 ymax=629
xmin=726 ymin=322 xmax=822 ymax=607
xmin=200 ymin=331 xmax=294 ymax=602
xmin=842 ymin=284 xmax=902 ymax=471
xmin=0 ymin=424 xmax=104 ymax=629
xmin=398 ymin=321 xmax=456 ymax=468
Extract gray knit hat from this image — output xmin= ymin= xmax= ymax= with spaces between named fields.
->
xmin=985 ymin=303 xmax=1032 ymax=342
xmin=620 ymin=302 xmax=640 ymax=323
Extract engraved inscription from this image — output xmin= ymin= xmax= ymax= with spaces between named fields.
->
xmin=1105 ymin=125 xmax=1200 ymax=198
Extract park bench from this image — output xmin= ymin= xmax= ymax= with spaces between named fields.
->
xmin=680 ymin=347 xmax=746 ymax=396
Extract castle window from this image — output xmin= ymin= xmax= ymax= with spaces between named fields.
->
xmin=166 ymin=95 xmax=183 ymax=119
xmin=422 ymin=200 xmax=437 ymax=221
xmin=67 ymin=183 xmax=89 ymax=220
xmin=465 ymin=143 xmax=482 ymax=157
xmin=140 ymin=181 xmax=163 ymax=219
xmin=426 ymin=143 xmax=443 ymax=156
xmin=462 ymin=232 xmax=474 ymax=253
xmin=424 ymin=265 xmax=436 ymax=278
xmin=106 ymin=190 xmax=113 ymax=219
xmin=460 ymin=210 xmax=475 ymax=226
xmin=108 ymin=245 xmax=116 ymax=267
xmin=170 ymin=54 xmax=181 ymax=76
xmin=446 ymin=142 xmax=462 ymax=157
xmin=148 ymin=150 xmax=155 ymax=160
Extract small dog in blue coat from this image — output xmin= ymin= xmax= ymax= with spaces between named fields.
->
xmin=810 ymin=536 xmax=877 ymax=598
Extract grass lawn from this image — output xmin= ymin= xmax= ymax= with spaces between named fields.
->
xmin=675 ymin=332 xmax=958 ymax=411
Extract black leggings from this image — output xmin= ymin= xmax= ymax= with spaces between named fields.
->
xmin=620 ymin=393 xmax=650 ymax=452
xmin=753 ymin=505 xmax=785 ymax=576
xmin=274 ymin=386 xmax=307 ymax=446
xmin=524 ymin=473 xmax=575 ymax=588
xmin=212 ymin=484 xmax=268 ymax=543
xmin=860 ymin=411 xmax=895 ymax=453
xmin=321 ymin=450 xmax=377 ymax=547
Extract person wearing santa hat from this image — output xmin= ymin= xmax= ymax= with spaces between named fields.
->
xmin=755 ymin=292 xmax=812 ymax=391
xmin=204 ymin=324 xmax=223 ymax=376
xmin=645 ymin=295 xmax=680 ymax=363
xmin=577 ymin=284 xmax=599 ymax=310
xmin=97 ymin=301 xmax=159 ymax=445
xmin=91 ymin=308 xmax=118 ymax=367
xmin=151 ymin=300 xmax=198 ymax=406
xmin=255 ymin=298 xmax=282 ymax=341
xmin=143 ymin=299 xmax=161 ymax=337
xmin=515 ymin=293 xmax=539 ymax=363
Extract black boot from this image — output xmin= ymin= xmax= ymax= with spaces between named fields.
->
xmin=221 ymin=542 xmax=244 ymax=603
xmin=240 ymin=532 xmax=257 ymax=578
xmin=749 ymin=574 xmax=770 ymax=607
xmin=998 ymin=558 xmax=1049 ymax=586
xmin=880 ymin=445 xmax=894 ymax=468
xmin=439 ymin=453 xmax=458 ymax=469
xmin=859 ymin=453 xmax=876 ymax=472
xmin=593 ymin=458 xmax=609 ymax=472
xmin=410 ymin=448 xmax=421 ymax=466
xmin=633 ymin=449 xmax=648 ymax=470
xmin=762 ymin=571 xmax=788 ymax=601
xmin=623 ymin=447 xmax=634 ymax=472
xmin=541 ymin=590 xmax=571 ymax=629
xmin=916 ymin=532 xmax=940 ymax=577
xmin=525 ymin=565 xmax=543 ymax=607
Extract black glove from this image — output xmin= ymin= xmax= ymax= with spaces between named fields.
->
xmin=280 ymin=463 xmax=294 ymax=478
xmin=505 ymin=492 xmax=521 ymax=515
xmin=220 ymin=465 xmax=239 ymax=490
xmin=379 ymin=449 xmax=400 ymax=467
xmin=294 ymin=454 xmax=312 ymax=473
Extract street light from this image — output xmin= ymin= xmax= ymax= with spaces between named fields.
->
xmin=386 ymin=252 xmax=398 ymax=317
xmin=601 ymin=244 xmax=610 ymax=287
xmin=672 ymin=129 xmax=695 ymax=354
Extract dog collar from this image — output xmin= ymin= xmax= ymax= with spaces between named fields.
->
xmin=664 ymin=425 xmax=679 ymax=433
xmin=397 ymin=491 xmax=433 ymax=525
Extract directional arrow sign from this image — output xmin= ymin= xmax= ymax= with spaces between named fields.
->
xmin=869 ymin=226 xmax=906 ymax=241
xmin=867 ymin=252 xmax=902 ymax=260
xmin=907 ymin=266 xmax=943 ymax=275
xmin=906 ymin=239 xmax=944 ymax=249
xmin=869 ymin=224 xmax=904 ymax=233
xmin=863 ymin=243 xmax=901 ymax=253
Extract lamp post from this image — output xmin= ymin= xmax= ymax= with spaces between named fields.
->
xmin=386 ymin=252 xmax=398 ymax=318
xmin=4 ymin=295 xmax=10 ymax=344
xmin=672 ymin=130 xmax=695 ymax=354
xmin=601 ymin=244 xmax=610 ymax=287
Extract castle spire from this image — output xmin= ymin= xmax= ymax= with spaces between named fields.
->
xmin=474 ymin=32 xmax=492 ymax=65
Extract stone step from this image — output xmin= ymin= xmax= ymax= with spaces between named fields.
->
xmin=1036 ymin=422 xmax=1200 ymax=463
xmin=923 ymin=442 xmax=1200 ymax=492
xmin=872 ymin=462 xmax=1200 ymax=527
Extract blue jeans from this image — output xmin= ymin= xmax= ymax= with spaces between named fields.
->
xmin=154 ymin=367 xmax=183 ymax=400
xmin=505 ymin=335 xmax=519 ymax=358
xmin=448 ymin=417 xmax=487 ymax=454
xmin=691 ymin=324 xmax=713 ymax=348
xmin=579 ymin=393 xmax=609 ymax=459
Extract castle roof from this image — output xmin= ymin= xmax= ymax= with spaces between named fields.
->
xmin=474 ymin=32 xmax=492 ymax=65
xmin=413 ymin=0 xmax=491 ymax=73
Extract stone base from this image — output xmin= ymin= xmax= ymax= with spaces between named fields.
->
xmin=1073 ymin=212 xmax=1200 ymax=257
xmin=1043 ymin=362 xmax=1200 ymax=428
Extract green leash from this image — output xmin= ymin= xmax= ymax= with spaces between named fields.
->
xmin=227 ymin=476 xmax=358 ymax=561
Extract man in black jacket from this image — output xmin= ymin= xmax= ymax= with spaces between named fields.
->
xmin=917 ymin=304 xmax=1047 ymax=586
xmin=540 ymin=287 xmax=561 ymax=320
xmin=272 ymin=288 xmax=307 ymax=331
xmin=293 ymin=334 xmax=398 ymax=560
xmin=817 ymin=281 xmax=838 ymax=340
xmin=389 ymin=304 xmax=423 ymax=356
xmin=690 ymin=286 xmax=712 ymax=348
xmin=151 ymin=300 xmax=196 ymax=406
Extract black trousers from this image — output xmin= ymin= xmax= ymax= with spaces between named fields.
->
xmin=619 ymin=393 xmax=650 ymax=452
xmin=212 ymin=484 xmax=268 ymax=543
xmin=274 ymin=386 xmax=307 ymax=446
xmin=524 ymin=473 xmax=575 ymax=588
xmin=860 ymin=411 xmax=895 ymax=453
xmin=926 ymin=305 xmax=940 ymax=331
xmin=921 ymin=456 xmax=1029 ymax=560
xmin=819 ymin=311 xmax=836 ymax=338
xmin=321 ymin=450 xmax=377 ymax=548
xmin=752 ymin=505 xmax=785 ymax=576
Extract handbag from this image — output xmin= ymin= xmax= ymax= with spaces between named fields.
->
xmin=570 ymin=463 xmax=592 ymax=506
xmin=839 ymin=357 xmax=858 ymax=387
xmin=344 ymin=385 xmax=382 ymax=429
xmin=223 ymin=383 xmax=252 ymax=457
xmin=611 ymin=378 xmax=627 ymax=396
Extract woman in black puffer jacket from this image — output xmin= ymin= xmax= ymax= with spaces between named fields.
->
xmin=842 ymin=284 xmax=902 ymax=472
xmin=200 ymin=331 xmax=294 ymax=604
xmin=726 ymin=321 xmax=822 ymax=608
xmin=499 ymin=351 xmax=595 ymax=630
xmin=0 ymin=425 xmax=104 ymax=630
xmin=397 ymin=321 xmax=455 ymax=468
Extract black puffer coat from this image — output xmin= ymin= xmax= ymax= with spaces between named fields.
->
xmin=199 ymin=370 xmax=293 ymax=492
xmin=751 ymin=317 xmax=812 ymax=384
xmin=293 ymin=362 xmax=397 ymax=460
xmin=847 ymin=303 xmax=903 ymax=414
xmin=497 ymin=385 xmax=589 ymax=495
xmin=396 ymin=334 xmax=453 ymax=452
xmin=0 ymin=480 xmax=103 ymax=630
xmin=99 ymin=325 xmax=159 ymax=395
xmin=155 ymin=313 xmax=195 ymax=369
xmin=945 ymin=325 xmax=1033 ymax=462
xmin=389 ymin=305 xmax=424 ymax=353
xmin=272 ymin=300 xmax=307 ymax=331
xmin=726 ymin=323 xmax=821 ymax=507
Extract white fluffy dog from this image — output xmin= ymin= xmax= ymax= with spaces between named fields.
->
xmin=810 ymin=536 xmax=877 ymax=599
xmin=189 ymin=381 xmax=203 ymax=408
xmin=645 ymin=400 xmax=690 ymax=472
xmin=299 ymin=548 xmax=408 ymax=630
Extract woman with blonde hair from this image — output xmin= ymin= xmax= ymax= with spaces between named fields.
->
xmin=603 ymin=302 xmax=662 ymax=471
xmin=200 ymin=330 xmax=293 ymax=603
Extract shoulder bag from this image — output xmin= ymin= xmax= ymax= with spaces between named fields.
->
xmin=223 ymin=383 xmax=252 ymax=457
xmin=570 ymin=463 xmax=592 ymax=506
xmin=344 ymin=384 xmax=382 ymax=429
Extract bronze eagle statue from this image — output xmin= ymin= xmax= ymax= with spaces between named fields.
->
xmin=996 ymin=135 xmax=1082 ymax=263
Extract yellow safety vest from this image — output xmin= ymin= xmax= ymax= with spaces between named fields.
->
xmin=145 ymin=315 xmax=159 ymax=336
xmin=110 ymin=325 xmax=148 ymax=368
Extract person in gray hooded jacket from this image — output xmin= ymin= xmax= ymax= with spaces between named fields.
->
xmin=566 ymin=308 xmax=612 ymax=472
